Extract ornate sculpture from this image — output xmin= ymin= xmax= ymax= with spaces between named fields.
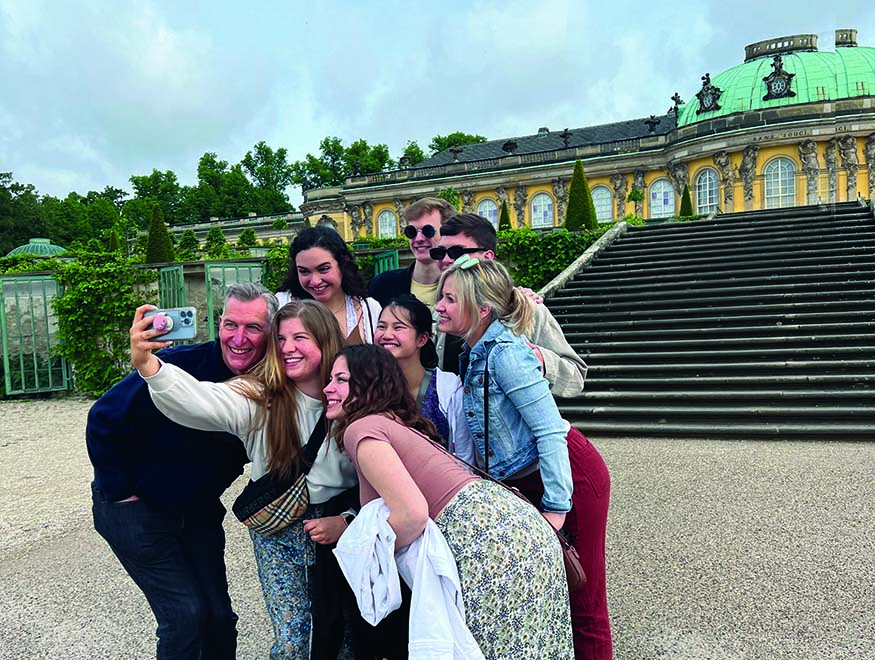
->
xmin=460 ymin=190 xmax=475 ymax=213
xmin=317 ymin=214 xmax=337 ymax=228
xmin=501 ymin=141 xmax=518 ymax=154
xmin=552 ymin=178 xmax=569 ymax=222
xmin=496 ymin=185 xmax=510 ymax=206
xmin=825 ymin=138 xmax=838 ymax=203
xmin=361 ymin=201 xmax=374 ymax=234
xmin=644 ymin=115 xmax=661 ymax=133
xmin=695 ymin=73 xmax=723 ymax=114
xmin=610 ymin=174 xmax=628 ymax=219
xmin=559 ymin=128 xmax=573 ymax=148
xmin=632 ymin=170 xmax=646 ymax=216
xmin=738 ymin=145 xmax=760 ymax=207
xmin=393 ymin=198 xmax=406 ymax=220
xmin=762 ymin=55 xmax=796 ymax=101
xmin=449 ymin=146 xmax=464 ymax=161
xmin=797 ymin=140 xmax=820 ymax=204
xmin=838 ymin=136 xmax=859 ymax=200
xmin=669 ymin=92 xmax=684 ymax=116
xmin=349 ymin=206 xmax=362 ymax=233
xmin=666 ymin=160 xmax=689 ymax=197
xmin=865 ymin=133 xmax=875 ymax=201
xmin=712 ymin=151 xmax=735 ymax=207
xmin=513 ymin=186 xmax=528 ymax=226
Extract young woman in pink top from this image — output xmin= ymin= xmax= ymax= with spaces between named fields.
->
xmin=324 ymin=343 xmax=573 ymax=660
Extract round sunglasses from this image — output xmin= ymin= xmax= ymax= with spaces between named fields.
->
xmin=403 ymin=224 xmax=437 ymax=239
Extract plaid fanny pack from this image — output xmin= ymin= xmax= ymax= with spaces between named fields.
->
xmin=232 ymin=412 xmax=325 ymax=536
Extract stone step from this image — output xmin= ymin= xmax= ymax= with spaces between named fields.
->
xmin=581 ymin=373 xmax=875 ymax=388
xmin=605 ymin=227 xmax=874 ymax=261
xmin=567 ymin=419 xmax=875 ymax=438
xmin=557 ymin=309 xmax=875 ymax=332
xmin=588 ymin=359 xmax=875 ymax=375
xmin=572 ymin=333 xmax=875 ymax=353
xmin=557 ymin=287 xmax=874 ymax=315
xmin=551 ymin=299 xmax=875 ymax=324
xmin=564 ymin=258 xmax=875 ymax=289
xmin=560 ymin=403 xmax=875 ymax=418
xmin=580 ymin=388 xmax=874 ymax=401
xmin=619 ymin=215 xmax=874 ymax=248
xmin=550 ymin=273 xmax=875 ymax=304
xmin=563 ymin=321 xmax=875 ymax=342
xmin=582 ymin=344 xmax=875 ymax=364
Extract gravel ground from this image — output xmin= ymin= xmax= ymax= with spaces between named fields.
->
xmin=1 ymin=396 xmax=873 ymax=660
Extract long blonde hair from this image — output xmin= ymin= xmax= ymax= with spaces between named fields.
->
xmin=437 ymin=258 xmax=535 ymax=343
xmin=231 ymin=300 xmax=344 ymax=480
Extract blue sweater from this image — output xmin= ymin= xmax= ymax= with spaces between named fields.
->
xmin=86 ymin=342 xmax=249 ymax=514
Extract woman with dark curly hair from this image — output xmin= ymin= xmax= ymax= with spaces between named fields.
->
xmin=276 ymin=225 xmax=382 ymax=344
xmin=324 ymin=343 xmax=573 ymax=660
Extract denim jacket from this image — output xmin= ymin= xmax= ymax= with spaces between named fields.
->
xmin=460 ymin=320 xmax=573 ymax=513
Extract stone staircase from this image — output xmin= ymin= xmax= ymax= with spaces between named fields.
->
xmin=546 ymin=201 xmax=875 ymax=439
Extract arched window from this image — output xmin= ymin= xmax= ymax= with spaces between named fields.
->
xmin=763 ymin=157 xmax=796 ymax=208
xmin=591 ymin=186 xmax=613 ymax=223
xmin=377 ymin=210 xmax=397 ymax=238
xmin=649 ymin=178 xmax=675 ymax=218
xmin=695 ymin=168 xmax=719 ymax=214
xmin=477 ymin=198 xmax=499 ymax=228
xmin=530 ymin=193 xmax=554 ymax=228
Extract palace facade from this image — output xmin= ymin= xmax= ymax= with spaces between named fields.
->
xmin=300 ymin=28 xmax=875 ymax=240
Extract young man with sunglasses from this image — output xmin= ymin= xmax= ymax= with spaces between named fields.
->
xmin=434 ymin=213 xmax=587 ymax=398
xmin=367 ymin=197 xmax=456 ymax=307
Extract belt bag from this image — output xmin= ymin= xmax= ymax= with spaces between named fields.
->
xmin=232 ymin=412 xmax=326 ymax=536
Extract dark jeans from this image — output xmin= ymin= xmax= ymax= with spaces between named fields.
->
xmin=91 ymin=483 xmax=238 ymax=660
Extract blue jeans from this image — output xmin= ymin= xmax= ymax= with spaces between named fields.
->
xmin=91 ymin=483 xmax=238 ymax=660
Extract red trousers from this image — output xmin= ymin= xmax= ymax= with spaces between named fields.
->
xmin=506 ymin=428 xmax=613 ymax=660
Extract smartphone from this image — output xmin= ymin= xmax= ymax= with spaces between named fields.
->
xmin=144 ymin=307 xmax=198 ymax=342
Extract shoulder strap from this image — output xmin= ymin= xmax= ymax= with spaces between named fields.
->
xmin=300 ymin=412 xmax=327 ymax=472
xmin=484 ymin=350 xmax=490 ymax=474
xmin=415 ymin=368 xmax=433 ymax=408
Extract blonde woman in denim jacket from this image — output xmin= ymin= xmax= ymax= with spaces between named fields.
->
xmin=435 ymin=256 xmax=613 ymax=660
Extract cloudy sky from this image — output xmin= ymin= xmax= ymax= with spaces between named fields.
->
xmin=1 ymin=0 xmax=873 ymax=205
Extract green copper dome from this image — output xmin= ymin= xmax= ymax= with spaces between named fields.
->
xmin=7 ymin=238 xmax=67 ymax=257
xmin=677 ymin=34 xmax=875 ymax=127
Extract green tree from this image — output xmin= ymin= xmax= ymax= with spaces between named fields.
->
xmin=564 ymin=160 xmax=597 ymax=231
xmin=679 ymin=184 xmax=694 ymax=217
xmin=145 ymin=203 xmax=175 ymax=264
xmin=0 ymin=173 xmax=47 ymax=255
xmin=400 ymin=140 xmax=426 ymax=166
xmin=238 ymin=227 xmax=257 ymax=248
xmin=44 ymin=193 xmax=90 ymax=247
xmin=241 ymin=140 xmax=294 ymax=203
xmin=204 ymin=225 xmax=230 ymax=259
xmin=86 ymin=197 xmax=119 ymax=236
xmin=435 ymin=187 xmax=460 ymax=210
xmin=498 ymin=200 xmax=512 ymax=231
xmin=129 ymin=169 xmax=183 ymax=225
xmin=428 ymin=132 xmax=487 ymax=155
xmin=108 ymin=230 xmax=121 ymax=253
xmin=272 ymin=215 xmax=289 ymax=230
xmin=177 ymin=228 xmax=200 ymax=261
xmin=291 ymin=136 xmax=394 ymax=190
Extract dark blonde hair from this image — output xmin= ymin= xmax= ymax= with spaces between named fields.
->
xmin=232 ymin=300 xmax=344 ymax=480
xmin=437 ymin=258 xmax=534 ymax=343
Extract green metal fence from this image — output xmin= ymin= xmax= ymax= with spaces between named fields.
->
xmin=157 ymin=265 xmax=187 ymax=308
xmin=205 ymin=263 xmax=265 ymax=340
xmin=373 ymin=249 xmax=399 ymax=275
xmin=0 ymin=275 xmax=70 ymax=395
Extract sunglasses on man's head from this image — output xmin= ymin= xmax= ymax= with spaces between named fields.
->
xmin=403 ymin=224 xmax=437 ymax=239
xmin=429 ymin=245 xmax=486 ymax=261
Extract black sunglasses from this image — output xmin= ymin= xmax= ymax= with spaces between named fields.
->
xmin=403 ymin=224 xmax=436 ymax=239
xmin=429 ymin=246 xmax=486 ymax=261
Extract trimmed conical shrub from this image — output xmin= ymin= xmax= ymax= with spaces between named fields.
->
xmin=145 ymin=203 xmax=175 ymax=264
xmin=679 ymin=184 xmax=693 ymax=217
xmin=498 ymin=200 xmax=511 ymax=231
xmin=565 ymin=160 xmax=597 ymax=231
